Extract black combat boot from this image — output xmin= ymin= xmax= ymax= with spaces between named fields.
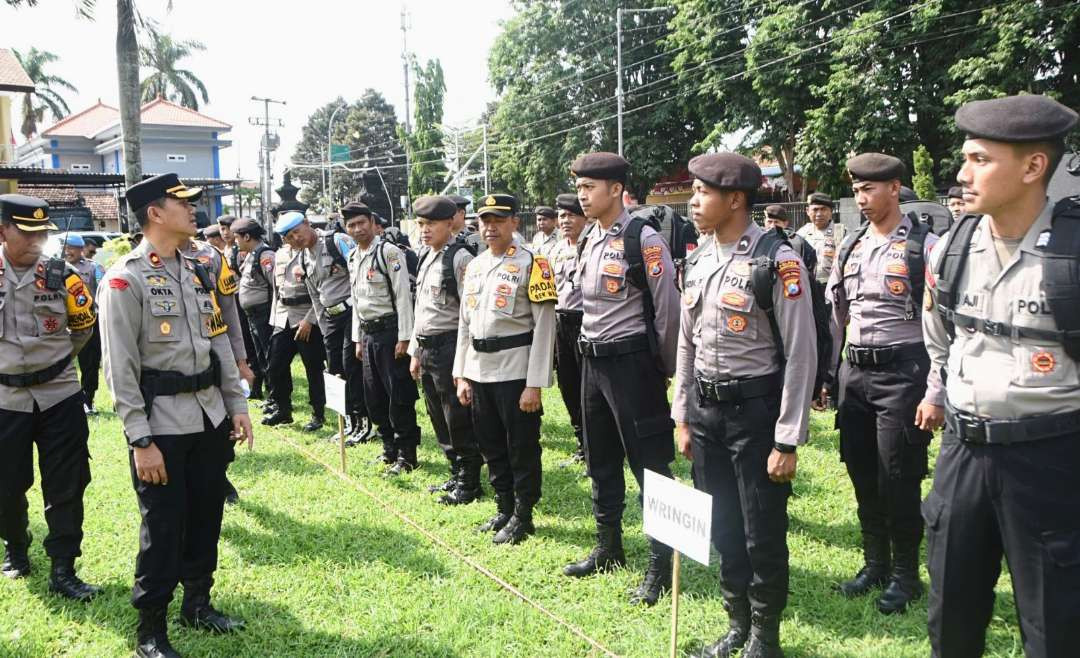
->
xmin=261 ymin=406 xmax=292 ymax=426
xmin=493 ymin=503 xmax=535 ymax=545
xmin=838 ymin=533 xmax=891 ymax=598
xmin=742 ymin=611 xmax=784 ymax=658
xmin=387 ymin=443 xmax=418 ymax=476
xmin=629 ymin=539 xmax=672 ymax=606
xmin=135 ymin=607 xmax=181 ymax=658
xmin=179 ymin=580 xmax=245 ymax=633
xmin=223 ymin=478 xmax=239 ymax=505
xmin=342 ymin=413 xmax=355 ymax=437
xmin=876 ymin=538 xmax=923 ymax=614
xmin=693 ymin=597 xmax=751 ymax=658
xmin=249 ymin=377 xmax=264 ymax=400
xmin=302 ymin=410 xmax=325 ymax=432
xmin=429 ymin=460 xmax=459 ymax=494
xmin=478 ymin=493 xmax=515 ymax=533
xmin=1 ymin=532 xmax=31 ymax=579
xmin=563 ymin=523 xmax=626 ymax=577
xmin=439 ymin=460 xmax=482 ymax=505
xmin=47 ymin=557 xmax=101 ymax=601
xmin=345 ymin=415 xmax=374 ymax=446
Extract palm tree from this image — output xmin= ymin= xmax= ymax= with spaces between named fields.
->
xmin=12 ymin=48 xmax=78 ymax=141
xmin=139 ymin=23 xmax=209 ymax=110
xmin=117 ymin=0 xmax=142 ymax=195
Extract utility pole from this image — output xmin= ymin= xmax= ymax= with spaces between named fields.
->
xmin=249 ymin=96 xmax=285 ymax=231
xmin=482 ymin=124 xmax=489 ymax=195
xmin=615 ymin=6 xmax=673 ymax=156
xmin=401 ymin=7 xmax=412 ymax=213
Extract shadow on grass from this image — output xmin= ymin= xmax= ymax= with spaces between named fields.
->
xmin=228 ymin=447 xmax=326 ymax=479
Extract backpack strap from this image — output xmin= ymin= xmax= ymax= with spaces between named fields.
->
xmin=933 ymin=214 xmax=981 ymax=342
xmin=372 ymin=239 xmax=397 ymax=311
xmin=1044 ymin=197 xmax=1080 ymax=360
xmin=621 ymin=217 xmax=660 ymax=357
xmin=441 ymin=242 xmax=467 ymax=300
xmin=251 ymin=244 xmax=274 ymax=287
xmin=324 ymin=232 xmax=349 ymax=270
xmin=835 ymin=221 xmax=869 ymax=281
xmin=903 ymin=216 xmax=930 ymax=321
xmin=750 ymin=226 xmax=791 ymax=367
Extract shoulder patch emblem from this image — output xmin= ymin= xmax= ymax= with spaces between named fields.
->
xmin=109 ymin=277 xmax=129 ymax=290
xmin=528 ymin=256 xmax=558 ymax=302
xmin=648 ymin=261 xmax=664 ymax=278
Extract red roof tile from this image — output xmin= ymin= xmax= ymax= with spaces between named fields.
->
xmin=41 ymin=97 xmax=229 ymax=138
xmin=0 ymin=49 xmax=34 ymax=93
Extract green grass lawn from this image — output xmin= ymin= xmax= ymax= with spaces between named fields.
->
xmin=0 ymin=369 xmax=1027 ymax=657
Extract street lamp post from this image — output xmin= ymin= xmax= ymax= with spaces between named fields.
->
xmin=327 ymin=102 xmax=347 ymax=212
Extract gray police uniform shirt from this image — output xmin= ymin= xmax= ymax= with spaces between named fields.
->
xmin=551 ymin=238 xmax=583 ymax=313
xmin=182 ymin=240 xmax=246 ymax=362
xmin=348 ymin=236 xmax=415 ymax=343
xmin=578 ymin=210 xmax=680 ymax=375
xmin=826 ymin=214 xmax=938 ymax=382
xmin=671 ymin=224 xmax=817 ymax=445
xmin=72 ymin=257 xmax=106 ymax=304
xmin=452 ymin=240 xmax=556 ymax=387
xmin=532 ymin=230 xmax=559 ymax=258
xmin=302 ymin=231 xmax=355 ymax=334
xmin=238 ymin=241 xmax=275 ymax=311
xmin=408 ymin=242 xmax=474 ymax=356
xmin=99 ymin=241 xmax=247 ymax=440
xmin=682 ymin=233 xmax=714 ymax=286
xmin=271 ymin=244 xmax=316 ymax=331
xmin=0 ymin=248 xmax=96 ymax=412
xmin=796 ymin=221 xmax=847 ymax=284
xmin=923 ymin=201 xmax=1080 ymax=418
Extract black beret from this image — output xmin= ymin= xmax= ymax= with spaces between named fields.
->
xmin=126 ymin=173 xmax=202 ymax=213
xmin=688 ymin=152 xmax=762 ymax=191
xmin=534 ymin=206 xmax=556 ymax=218
xmin=476 ymin=193 xmax=518 ymax=218
xmin=413 ymin=195 xmax=457 ymax=220
xmin=555 ymin=193 xmax=584 ymax=216
xmin=899 ymin=186 xmax=918 ymax=202
xmin=0 ymin=194 xmax=56 ymax=232
xmin=764 ymin=204 xmax=789 ymax=221
xmin=447 ymin=194 xmax=470 ymax=209
xmin=203 ymin=224 xmax=221 ymax=238
xmin=847 ymin=153 xmax=907 ymax=182
xmin=231 ymin=217 xmax=263 ymax=235
xmin=373 ymin=213 xmax=390 ymax=228
xmin=341 ymin=201 xmax=372 ymax=219
xmin=216 ymin=214 xmax=235 ymax=226
xmin=947 ymin=186 xmax=964 ymax=199
xmin=806 ymin=192 xmax=832 ymax=206
xmin=955 ymin=94 xmax=1078 ymax=143
xmin=570 ymin=152 xmax=630 ymax=182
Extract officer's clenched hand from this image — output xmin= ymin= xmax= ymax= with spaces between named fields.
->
xmin=456 ymin=378 xmax=472 ymax=407
xmin=355 ymin=343 xmax=364 ymax=360
xmin=409 ymin=356 xmax=421 ymax=381
xmin=134 ymin=444 xmax=168 ymax=485
xmin=394 ymin=341 xmax=409 ymax=359
xmin=237 ymin=360 xmax=255 ymax=387
xmin=915 ymin=402 xmax=944 ymax=432
xmin=676 ymin=423 xmax=693 ymax=460
xmin=519 ymin=387 xmax=542 ymax=413
xmin=767 ymin=449 xmax=797 ymax=483
xmin=232 ymin=413 xmax=254 ymax=450
xmin=295 ymin=320 xmax=313 ymax=342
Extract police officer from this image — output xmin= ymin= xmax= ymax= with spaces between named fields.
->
xmin=347 ymin=205 xmax=419 ymax=474
xmin=763 ymin=205 xmax=819 ymax=279
xmin=63 ymin=232 xmax=106 ymax=415
xmin=202 ymin=223 xmax=226 ymax=252
xmin=675 ymin=154 xmax=816 ymax=658
xmin=453 ymin=193 xmax=556 ymax=544
xmin=449 ymin=194 xmax=485 ymax=253
xmin=264 ymin=212 xmax=327 ymax=431
xmin=795 ymin=192 xmax=845 ymax=286
xmin=0 ymin=195 xmax=100 ymax=601
xmin=218 ymin=214 xmax=263 ymax=399
xmin=921 ymin=94 xmax=1079 ymax=658
xmin=826 ymin=153 xmax=938 ymax=615
xmin=531 ymin=206 xmax=559 ymax=257
xmin=562 ymin=152 xmax=680 ymax=609
xmin=550 ymin=193 xmax=588 ymax=466
xmin=99 ymin=174 xmax=252 ymax=657
xmin=409 ymin=195 xmax=481 ymax=504
xmin=946 ymin=186 xmax=965 ymax=222
xmin=233 ymin=218 xmax=276 ymax=410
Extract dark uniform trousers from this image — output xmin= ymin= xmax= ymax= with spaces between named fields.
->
xmin=244 ymin=304 xmax=274 ymax=399
xmin=836 ymin=353 xmax=931 ymax=547
xmin=554 ymin=311 xmax=584 ymax=451
xmin=237 ymin=306 xmax=260 ymax=387
xmin=690 ymin=390 xmax=790 ymax=616
xmin=323 ymin=312 xmax=366 ymax=418
xmin=581 ymin=348 xmax=675 ymax=526
xmin=267 ymin=322 xmax=327 ymax=415
xmin=77 ymin=325 xmax=102 ymax=406
xmin=470 ymin=379 xmax=542 ymax=507
xmin=0 ymin=393 xmax=91 ymax=558
xmin=418 ymin=334 xmax=479 ymax=468
xmin=362 ymin=324 xmax=420 ymax=458
xmin=925 ymin=427 xmax=1080 ymax=658
xmin=129 ymin=413 xmax=231 ymax=610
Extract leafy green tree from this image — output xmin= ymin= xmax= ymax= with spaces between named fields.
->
xmin=401 ymin=58 xmax=448 ymax=201
xmin=912 ymin=145 xmax=936 ymax=200
xmin=12 ymin=48 xmax=78 ymax=141
xmin=139 ymin=22 xmax=209 ymax=109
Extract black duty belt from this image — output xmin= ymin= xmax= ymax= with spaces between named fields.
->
xmin=242 ymin=302 xmax=271 ymax=316
xmin=472 ymin=331 xmax=533 ymax=353
xmin=139 ymin=351 xmax=221 ymax=419
xmin=556 ymin=310 xmax=583 ymax=325
xmin=417 ymin=331 xmax=456 ymax=349
xmin=577 ymin=334 xmax=650 ymax=358
xmin=359 ymin=314 xmax=397 ymax=334
xmin=0 ymin=354 xmax=73 ymax=388
xmin=845 ymin=342 xmax=926 ymax=368
xmin=942 ymin=309 xmax=1080 ymax=344
xmin=280 ymin=294 xmax=312 ymax=307
xmin=695 ymin=371 xmax=783 ymax=403
xmin=945 ymin=403 xmax=1080 ymax=446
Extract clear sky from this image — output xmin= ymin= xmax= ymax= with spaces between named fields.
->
xmin=1 ymin=0 xmax=514 ymax=183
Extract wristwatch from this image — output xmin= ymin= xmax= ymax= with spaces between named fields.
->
xmin=774 ymin=442 xmax=797 ymax=454
xmin=128 ymin=435 xmax=154 ymax=449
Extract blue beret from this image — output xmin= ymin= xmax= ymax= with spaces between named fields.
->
xmin=62 ymin=233 xmax=85 ymax=247
xmin=274 ymin=211 xmax=305 ymax=235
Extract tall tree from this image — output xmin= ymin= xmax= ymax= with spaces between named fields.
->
xmin=139 ymin=22 xmax=209 ymax=109
xmin=12 ymin=48 xmax=78 ymax=141
xmin=401 ymin=58 xmax=448 ymax=200
xmin=3 ymin=0 xmax=95 ymax=17
xmin=116 ymin=0 xmax=142 ymax=195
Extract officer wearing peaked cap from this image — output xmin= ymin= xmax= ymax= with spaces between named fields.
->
xmin=550 ymin=192 xmax=589 ymax=466
xmin=0 ymin=194 xmax=101 ymax=603
xmin=921 ymin=93 xmax=1080 ymax=658
xmin=62 ymin=232 xmax=106 ymax=415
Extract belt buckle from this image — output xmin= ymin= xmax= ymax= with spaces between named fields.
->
xmin=959 ymin=416 xmax=987 ymax=444
xmin=982 ymin=319 xmax=1004 ymax=336
xmin=874 ymin=346 xmax=894 ymax=365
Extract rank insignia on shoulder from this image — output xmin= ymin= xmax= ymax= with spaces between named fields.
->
xmin=735 ymin=236 xmax=751 ymax=254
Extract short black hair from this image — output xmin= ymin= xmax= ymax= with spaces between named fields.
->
xmin=1014 ymin=139 xmax=1066 ymax=187
xmin=134 ymin=198 xmax=167 ymax=227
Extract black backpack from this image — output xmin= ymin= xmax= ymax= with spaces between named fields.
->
xmin=417 ymin=240 xmax=478 ymax=300
xmin=934 ymin=197 xmax=1080 ymax=360
xmin=629 ymin=204 xmax=698 ymax=288
xmin=249 ymin=243 xmax=274 ymax=286
xmin=900 ymin=200 xmax=953 ymax=236
xmin=836 ymin=217 xmax=931 ymax=323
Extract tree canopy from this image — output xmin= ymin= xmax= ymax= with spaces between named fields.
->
xmin=12 ymin=47 xmax=77 ymax=141
xmin=139 ymin=23 xmax=210 ymax=110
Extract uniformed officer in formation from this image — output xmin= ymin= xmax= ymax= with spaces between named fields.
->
xmin=531 ymin=206 xmax=559 ymax=257
xmin=550 ymin=192 xmax=589 ymax=466
xmin=826 ymin=153 xmax=938 ymax=615
xmin=99 ymin=174 xmax=252 ymax=657
xmin=453 ymin=193 xmax=556 ymax=544
xmin=449 ymin=194 xmax=485 ymax=253
xmin=233 ymin=217 xmax=275 ymax=409
xmin=347 ymin=204 xmax=419 ymax=474
xmin=202 ymin=223 xmax=226 ymax=252
xmin=0 ymin=195 xmax=100 ymax=601
xmin=763 ymin=204 xmax=819 ymax=279
xmin=219 ymin=214 xmax=265 ymax=400
xmin=921 ymin=94 xmax=1080 ymax=658
xmin=264 ymin=212 xmax=327 ymax=431
xmin=409 ymin=196 xmax=482 ymax=504
xmin=562 ymin=152 xmax=680 ymax=609
xmin=674 ymin=154 xmax=816 ymax=658
xmin=63 ymin=232 xmax=106 ymax=415
xmin=795 ymin=192 xmax=845 ymax=286
xmin=946 ymin=185 xmax=965 ymax=222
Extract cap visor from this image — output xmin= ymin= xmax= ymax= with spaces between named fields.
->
xmin=168 ymin=186 xmax=203 ymax=202
xmin=13 ymin=220 xmax=58 ymax=232
xmin=478 ymin=209 xmax=514 ymax=218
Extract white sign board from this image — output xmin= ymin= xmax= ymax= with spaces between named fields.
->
xmin=323 ymin=372 xmax=347 ymax=416
xmin=643 ymin=469 xmax=712 ymax=566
